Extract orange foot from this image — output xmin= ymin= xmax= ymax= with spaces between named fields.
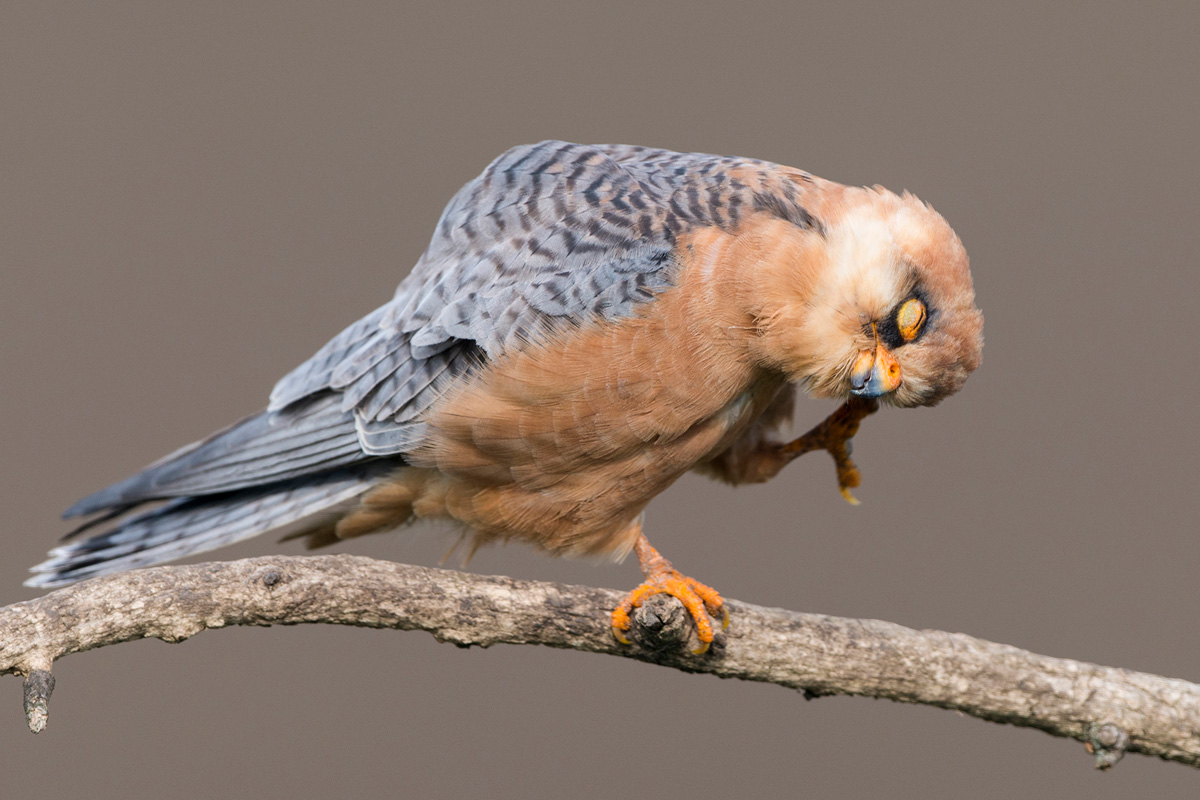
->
xmin=611 ymin=533 xmax=728 ymax=654
xmin=778 ymin=396 xmax=879 ymax=504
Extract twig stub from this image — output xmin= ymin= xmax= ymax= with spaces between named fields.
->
xmin=22 ymin=669 xmax=55 ymax=734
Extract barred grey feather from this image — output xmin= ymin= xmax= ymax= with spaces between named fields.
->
xmin=30 ymin=465 xmax=389 ymax=588
xmin=269 ymin=304 xmax=390 ymax=411
xmin=40 ymin=140 xmax=816 ymax=587
xmin=64 ymin=393 xmax=363 ymax=516
xmin=269 ymin=140 xmax=806 ymax=452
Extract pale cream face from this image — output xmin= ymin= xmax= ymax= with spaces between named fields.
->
xmin=762 ymin=189 xmax=983 ymax=407
xmin=801 ymin=206 xmax=914 ymax=387
xmin=822 ymin=208 xmax=913 ymax=322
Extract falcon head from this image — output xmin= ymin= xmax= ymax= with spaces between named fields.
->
xmin=751 ymin=186 xmax=983 ymax=408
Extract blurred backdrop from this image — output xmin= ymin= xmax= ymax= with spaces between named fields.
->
xmin=2 ymin=2 xmax=1198 ymax=797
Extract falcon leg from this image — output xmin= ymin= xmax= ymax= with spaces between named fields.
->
xmin=611 ymin=532 xmax=728 ymax=654
xmin=778 ymin=396 xmax=879 ymax=504
xmin=699 ymin=396 xmax=879 ymax=501
xmin=704 ymin=396 xmax=879 ymax=501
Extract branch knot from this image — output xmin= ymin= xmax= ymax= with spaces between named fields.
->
xmin=631 ymin=594 xmax=693 ymax=651
xmin=1085 ymin=722 xmax=1130 ymax=770
xmin=255 ymin=566 xmax=286 ymax=589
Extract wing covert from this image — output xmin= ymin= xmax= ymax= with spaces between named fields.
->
xmin=272 ymin=140 xmax=806 ymax=456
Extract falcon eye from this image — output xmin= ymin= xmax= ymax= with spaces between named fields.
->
xmin=895 ymin=298 xmax=927 ymax=342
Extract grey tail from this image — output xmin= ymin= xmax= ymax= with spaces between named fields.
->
xmin=27 ymin=464 xmax=391 ymax=589
xmin=62 ymin=392 xmax=364 ymax=519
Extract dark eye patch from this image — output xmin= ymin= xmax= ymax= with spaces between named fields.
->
xmin=877 ymin=292 xmax=931 ymax=348
xmin=875 ymin=314 xmax=906 ymax=349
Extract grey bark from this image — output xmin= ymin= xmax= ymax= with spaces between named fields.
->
xmin=0 ymin=554 xmax=1196 ymax=770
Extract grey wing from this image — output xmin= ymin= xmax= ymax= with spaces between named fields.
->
xmin=37 ymin=141 xmax=796 ymax=586
xmin=274 ymin=140 xmax=773 ymax=454
xmin=64 ymin=143 xmax=776 ymax=513
xmin=33 ymin=463 xmax=395 ymax=588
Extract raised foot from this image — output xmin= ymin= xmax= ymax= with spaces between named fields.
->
xmin=611 ymin=569 xmax=728 ymax=654
xmin=779 ymin=396 xmax=879 ymax=504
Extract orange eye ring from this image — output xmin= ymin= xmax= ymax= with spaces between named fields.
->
xmin=896 ymin=298 xmax=927 ymax=341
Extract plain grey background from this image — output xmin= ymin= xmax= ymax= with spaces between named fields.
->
xmin=3 ymin=2 xmax=1198 ymax=796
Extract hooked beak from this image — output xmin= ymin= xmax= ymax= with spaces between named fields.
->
xmin=850 ymin=338 xmax=902 ymax=398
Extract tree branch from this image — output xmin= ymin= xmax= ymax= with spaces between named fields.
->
xmin=1 ymin=554 xmax=1196 ymax=770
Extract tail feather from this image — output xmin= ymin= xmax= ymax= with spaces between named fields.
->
xmin=63 ymin=392 xmax=364 ymax=518
xmin=28 ymin=465 xmax=391 ymax=588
